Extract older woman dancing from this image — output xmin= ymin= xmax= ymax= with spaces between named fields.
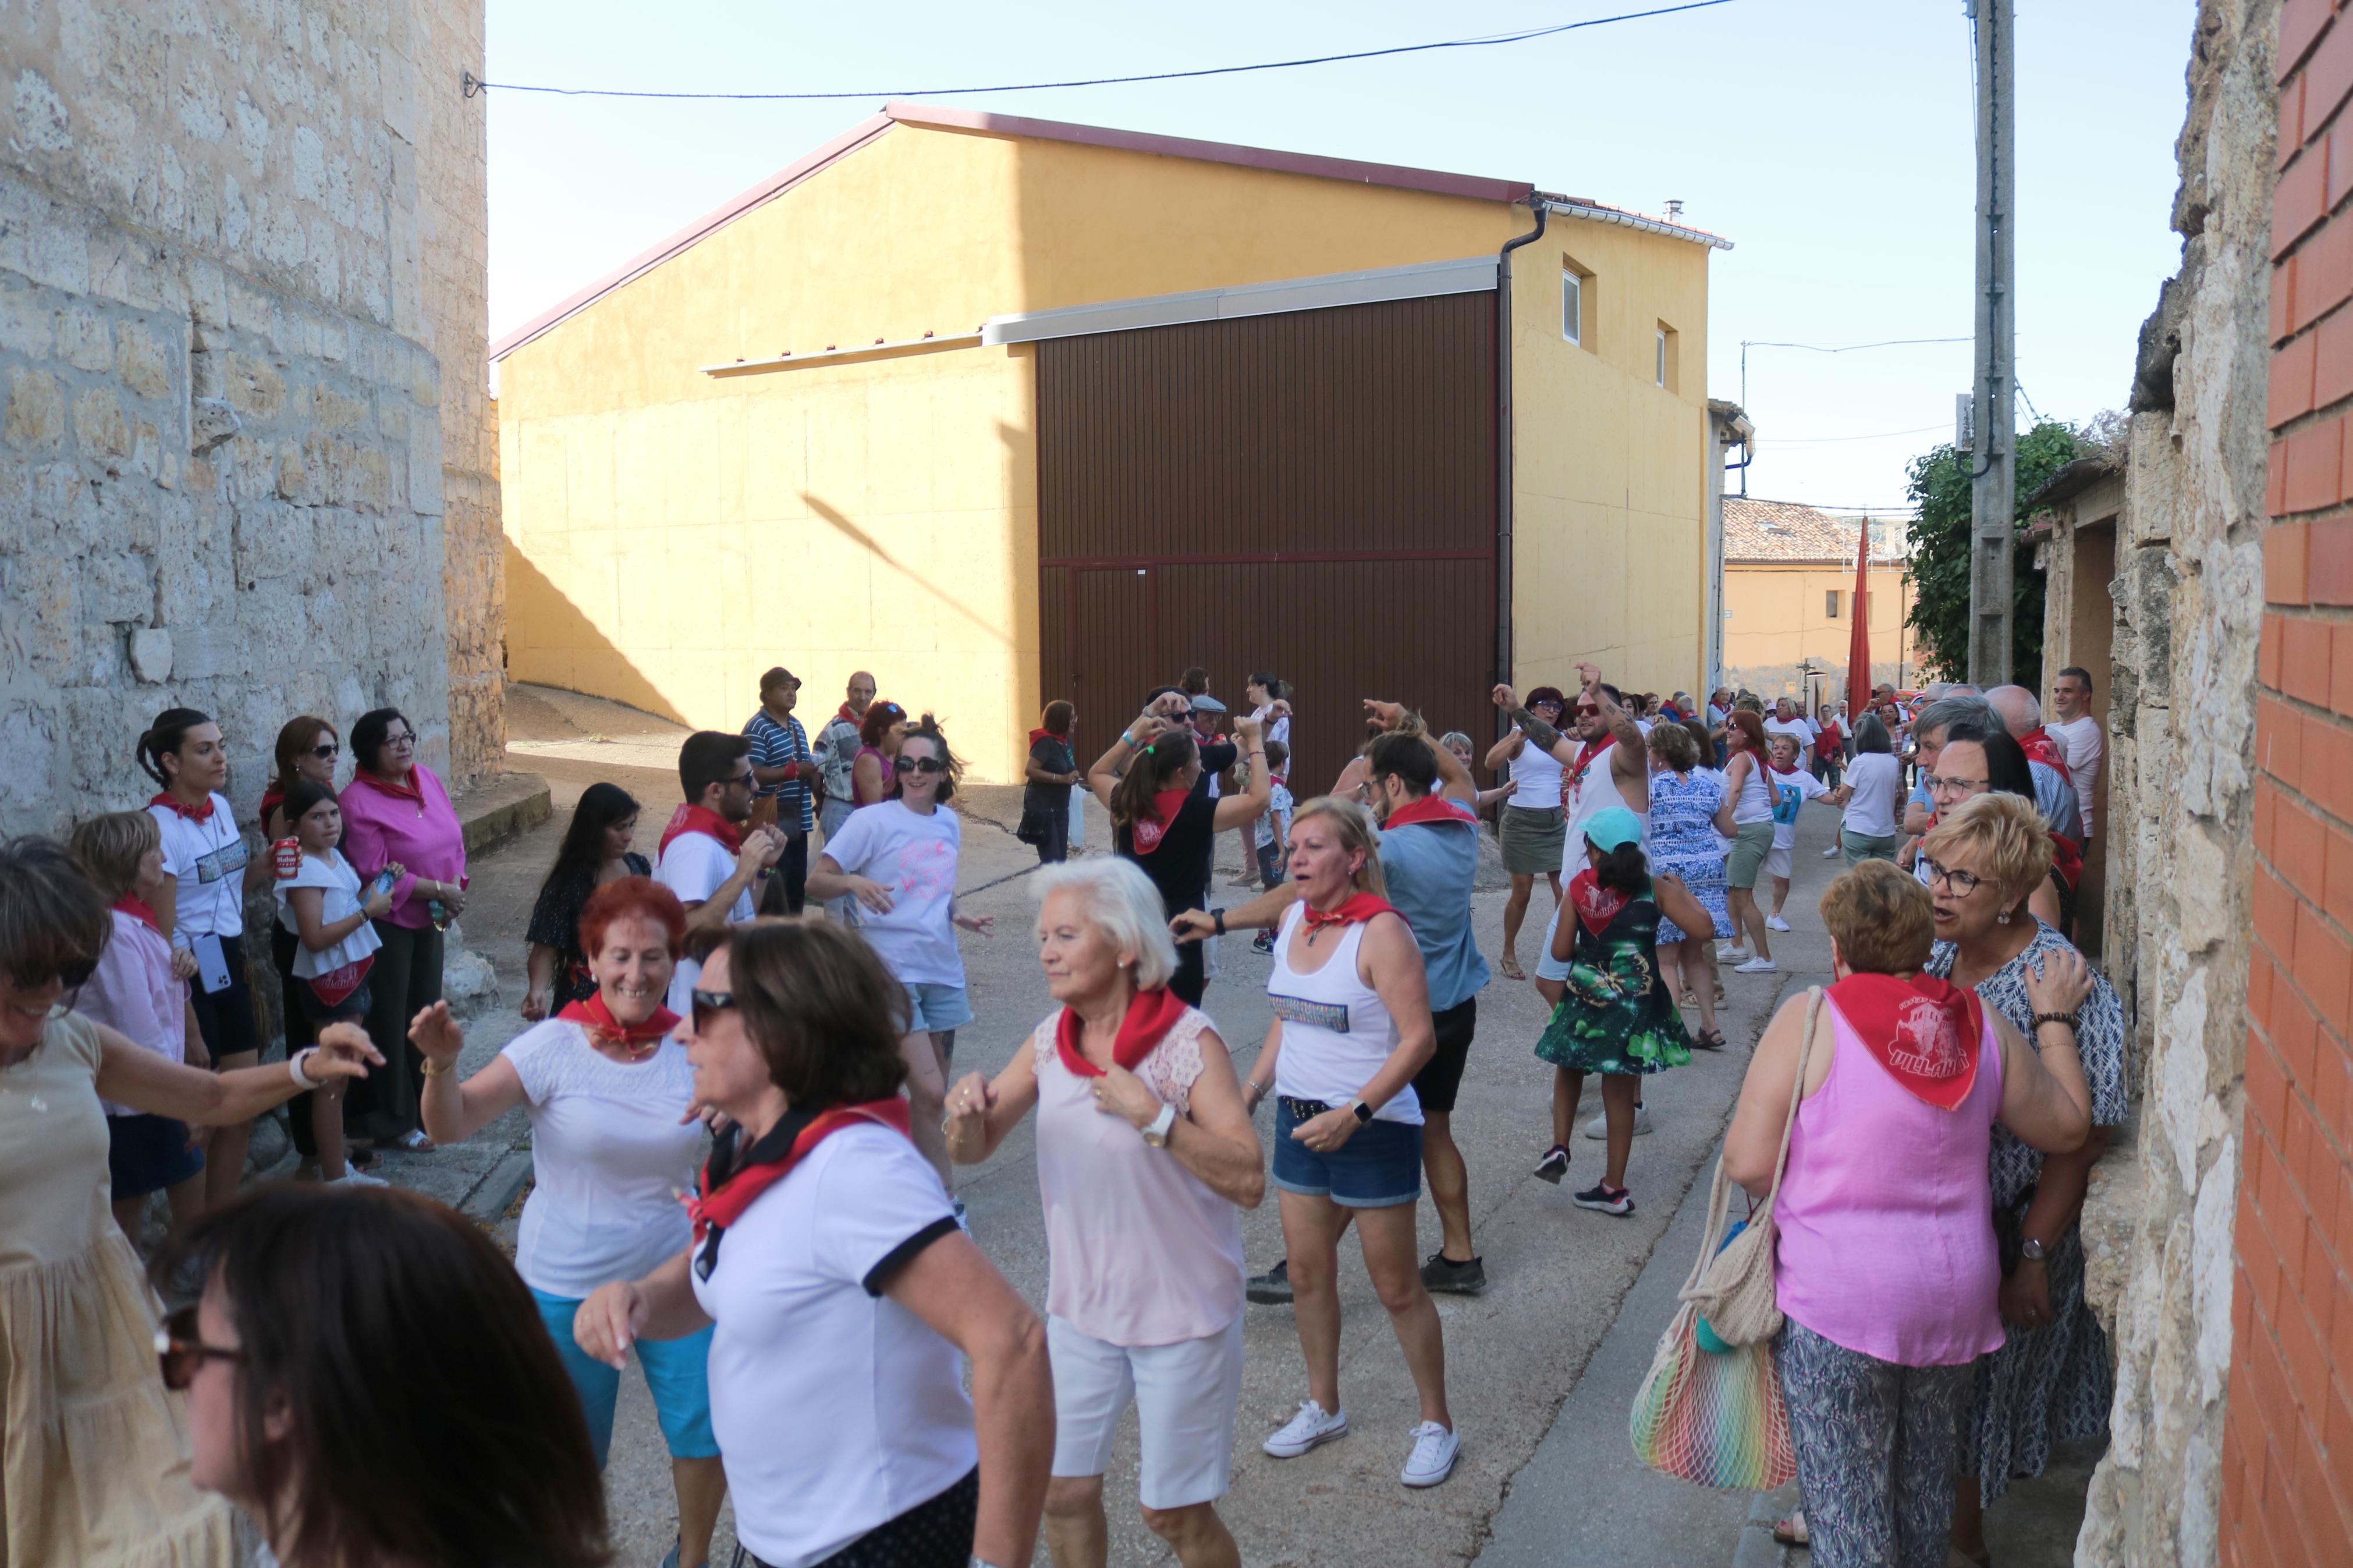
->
xmin=945 ymin=858 xmax=1264 ymax=1567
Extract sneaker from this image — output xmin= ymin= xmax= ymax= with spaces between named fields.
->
xmin=1533 ymin=1144 xmax=1571 ymax=1184
xmin=1420 ymin=1252 xmax=1486 ymax=1295
xmin=1720 ymin=945 xmax=1752 ymax=964
xmin=1734 ymin=957 xmax=1779 ymax=974
xmin=1573 ymin=1182 xmax=1635 ymax=1216
xmin=1251 ymin=930 xmax=1275 ymax=956
xmin=951 ymin=1197 xmax=971 ymax=1235
xmin=1584 ymin=1104 xmax=1654 ymax=1139
xmin=1822 ymin=845 xmax=1840 ymax=858
xmin=1264 ymin=1399 xmax=1348 ymax=1457
xmin=1400 ymin=1421 xmax=1460 ymax=1487
xmin=324 ymin=1167 xmax=388 ymax=1187
xmin=1246 ymin=1259 xmax=1294 ymax=1304
xmin=1765 ymin=913 xmax=1792 ymax=932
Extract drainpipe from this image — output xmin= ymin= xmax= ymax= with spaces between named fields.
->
xmin=1494 ymin=198 xmax=1548 ymax=714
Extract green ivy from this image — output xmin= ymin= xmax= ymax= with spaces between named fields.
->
xmin=1901 ymin=421 xmax=2082 ymax=688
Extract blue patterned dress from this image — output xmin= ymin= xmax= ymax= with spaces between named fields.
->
xmin=1645 ymin=767 xmax=1731 ymax=943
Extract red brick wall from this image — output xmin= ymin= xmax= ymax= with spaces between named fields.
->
xmin=2234 ymin=3 xmax=2353 ymax=1562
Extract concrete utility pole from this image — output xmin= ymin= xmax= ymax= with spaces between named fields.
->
xmin=1967 ymin=0 xmax=2015 ymax=688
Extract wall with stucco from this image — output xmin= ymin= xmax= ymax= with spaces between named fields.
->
xmin=1720 ymin=561 xmax=1915 ymax=702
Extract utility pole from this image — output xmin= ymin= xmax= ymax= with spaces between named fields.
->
xmin=1967 ymin=0 xmax=2015 ymax=688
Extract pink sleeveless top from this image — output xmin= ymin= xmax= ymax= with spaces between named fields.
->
xmin=1031 ymin=1007 xmax=1245 ymax=1346
xmin=1772 ymin=995 xmax=2007 ymax=1366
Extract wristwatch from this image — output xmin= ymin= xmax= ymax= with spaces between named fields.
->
xmin=1141 ymin=1101 xmax=1177 ymax=1147
xmin=2020 ymin=1236 xmax=2048 ymax=1264
xmin=1346 ymin=1097 xmax=1373 ymax=1124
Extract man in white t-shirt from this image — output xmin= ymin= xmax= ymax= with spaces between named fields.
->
xmin=655 ymin=731 xmax=784 ymax=1014
xmin=2046 ymin=666 xmax=2106 ymax=840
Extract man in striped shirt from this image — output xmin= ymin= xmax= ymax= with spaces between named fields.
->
xmin=744 ymin=666 xmax=815 ymax=913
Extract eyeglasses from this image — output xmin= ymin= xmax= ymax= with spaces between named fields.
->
xmin=899 ymin=755 xmax=946 ymax=774
xmin=729 ymin=771 xmax=756 ymax=790
xmin=310 ymin=743 xmax=339 ymax=759
xmin=691 ymin=988 xmax=737 ymax=1033
xmin=384 ymin=731 xmax=415 ymax=748
xmin=9 ymin=956 xmax=98 ymax=992
xmin=1921 ymin=859 xmax=1986 ymax=895
xmin=155 ymin=1304 xmax=243 ymax=1391
xmin=1922 ymin=773 xmax=1988 ymax=795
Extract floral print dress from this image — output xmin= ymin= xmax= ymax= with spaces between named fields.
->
xmin=1645 ymin=766 xmax=1731 ymax=943
xmin=1534 ymin=879 xmax=1694 ymax=1075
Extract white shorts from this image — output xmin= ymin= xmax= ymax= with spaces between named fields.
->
xmin=1763 ymin=843 xmax=1794 ymax=881
xmin=1048 ymin=1313 xmax=1244 ymax=1510
xmin=1535 ymin=904 xmax=1572 ymax=983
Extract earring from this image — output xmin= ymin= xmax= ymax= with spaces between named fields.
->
xmin=1997 ymin=910 xmax=2012 ymax=926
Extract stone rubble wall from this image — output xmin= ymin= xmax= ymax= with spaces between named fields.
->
xmin=0 ymin=0 xmax=495 ymax=837
xmin=2078 ymin=0 xmax=2275 ymax=1561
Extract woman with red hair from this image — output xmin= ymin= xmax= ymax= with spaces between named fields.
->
xmin=409 ymin=877 xmax=726 ymax=1568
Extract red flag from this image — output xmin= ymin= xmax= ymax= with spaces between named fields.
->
xmin=1846 ymin=520 xmax=1873 ymax=713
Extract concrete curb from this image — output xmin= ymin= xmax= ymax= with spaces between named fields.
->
xmin=459 ymin=1145 xmax=535 ymax=1226
xmin=453 ymin=770 xmax=553 ymax=856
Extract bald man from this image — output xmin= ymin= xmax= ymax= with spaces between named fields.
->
xmin=1985 ymin=684 xmax=2084 ymax=842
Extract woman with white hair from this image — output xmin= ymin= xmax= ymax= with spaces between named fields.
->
xmin=944 ymin=858 xmax=1264 ymax=1568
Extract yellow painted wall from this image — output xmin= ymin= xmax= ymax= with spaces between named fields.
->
xmin=1720 ymin=563 xmax=1916 ymax=701
xmin=500 ymin=119 xmax=1711 ymax=777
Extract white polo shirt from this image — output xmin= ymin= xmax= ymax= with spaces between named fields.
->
xmin=690 ymin=1123 xmax=973 ymax=1568
xmin=655 ymin=830 xmax=754 ymax=1014
xmin=150 ymin=794 xmax=246 ymax=942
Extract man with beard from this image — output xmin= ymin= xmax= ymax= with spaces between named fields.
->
xmin=654 ymin=730 xmax=785 ymax=1012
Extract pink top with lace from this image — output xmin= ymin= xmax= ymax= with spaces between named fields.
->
xmin=1030 ymin=1005 xmax=1245 ymax=1345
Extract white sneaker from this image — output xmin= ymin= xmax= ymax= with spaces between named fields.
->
xmin=1264 ymin=1399 xmax=1349 ymax=1457
xmin=1721 ymin=946 xmax=1752 ymax=963
xmin=951 ymin=1197 xmax=971 ymax=1235
xmin=1822 ymin=845 xmax=1840 ymax=857
xmin=1585 ymin=1104 xmax=1655 ymax=1139
xmin=1765 ymin=914 xmax=1792 ymax=932
xmin=325 ymin=1167 xmax=387 ymax=1187
xmin=1400 ymin=1421 xmax=1460 ymax=1487
xmin=1734 ymin=957 xmax=1779 ymax=974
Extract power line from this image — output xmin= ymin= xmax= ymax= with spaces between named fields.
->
xmin=1739 ymin=336 xmax=1971 ymax=354
xmin=1768 ymin=422 xmax=1949 ymax=445
xmin=460 ymin=0 xmax=1738 ymax=101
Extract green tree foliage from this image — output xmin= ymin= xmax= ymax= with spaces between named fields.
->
xmin=1901 ymin=421 xmax=2082 ymax=687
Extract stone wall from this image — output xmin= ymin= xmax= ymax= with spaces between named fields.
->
xmin=2077 ymin=0 xmax=2276 ymax=1560
xmin=0 ymin=1 xmax=493 ymax=838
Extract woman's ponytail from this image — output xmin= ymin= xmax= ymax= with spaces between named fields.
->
xmin=137 ymin=707 xmax=212 ymax=789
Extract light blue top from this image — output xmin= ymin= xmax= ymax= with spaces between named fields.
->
xmin=1377 ymin=814 xmax=1489 ymax=1012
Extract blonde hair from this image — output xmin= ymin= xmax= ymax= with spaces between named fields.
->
xmin=69 ymin=810 xmax=162 ymax=900
xmin=1919 ymin=791 xmax=2052 ymax=902
xmin=1819 ymin=860 xmax=1935 ymax=974
xmin=1286 ymin=796 xmax=1387 ymax=899
xmin=1032 ymin=858 xmax=1180 ymax=991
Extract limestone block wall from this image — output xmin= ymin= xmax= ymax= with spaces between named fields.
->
xmin=0 ymin=0 xmax=487 ymax=837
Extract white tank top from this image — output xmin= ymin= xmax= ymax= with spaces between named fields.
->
xmin=1268 ymin=904 xmax=1421 ymax=1125
xmin=1507 ymin=739 xmax=1564 ymax=809
xmin=1730 ymin=752 xmax=1776 ymax=826
xmin=1562 ymin=739 xmax=1648 ymax=870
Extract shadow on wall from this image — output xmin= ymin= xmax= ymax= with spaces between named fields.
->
xmin=502 ymin=542 xmax=692 ymax=727
xmin=802 ymin=490 xmax=1018 ymax=653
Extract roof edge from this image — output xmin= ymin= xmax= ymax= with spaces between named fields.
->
xmin=882 ymin=100 xmax=1533 ymax=205
xmin=2021 ymin=451 xmax=2124 ymax=513
xmin=1539 ymin=195 xmax=1732 ymax=250
xmin=489 ymin=113 xmax=896 ymax=362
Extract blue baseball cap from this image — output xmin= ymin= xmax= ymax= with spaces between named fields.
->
xmin=1584 ymin=806 xmax=1646 ymax=853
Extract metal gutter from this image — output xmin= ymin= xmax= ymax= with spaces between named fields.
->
xmin=1495 ymin=202 xmax=1548 ymax=707
xmin=1538 ymin=196 xmax=1734 ymax=251
xmin=701 ymin=333 xmax=983 ymax=377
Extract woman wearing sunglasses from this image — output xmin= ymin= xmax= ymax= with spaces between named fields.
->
xmin=408 ymin=876 xmax=725 ymax=1568
xmin=0 ymin=835 xmax=378 ymax=1567
xmin=576 ymin=921 xmax=1054 ymax=1568
xmin=152 ymin=1183 xmax=609 ymax=1568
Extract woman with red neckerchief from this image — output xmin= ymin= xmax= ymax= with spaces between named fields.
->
xmin=942 ymin=858 xmax=1262 ymax=1568
xmin=412 ymin=877 xmax=726 ymax=1568
xmin=1234 ymin=796 xmax=1461 ymax=1490
xmin=576 ymin=921 xmax=1054 ymax=1568
xmin=140 ymin=706 xmax=272 ymax=1209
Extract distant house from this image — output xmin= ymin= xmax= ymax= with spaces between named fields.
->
xmin=1720 ymin=497 xmax=1914 ymax=707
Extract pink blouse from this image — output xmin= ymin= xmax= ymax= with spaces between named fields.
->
xmin=73 ymin=910 xmax=187 ymax=1114
xmin=338 ymin=765 xmax=467 ymax=931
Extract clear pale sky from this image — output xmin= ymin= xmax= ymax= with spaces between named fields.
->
xmin=485 ymin=0 xmax=2196 ymax=513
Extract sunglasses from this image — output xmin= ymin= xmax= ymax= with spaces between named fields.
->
xmin=1575 ymin=706 xmax=1601 ymax=718
xmin=310 ymin=742 xmax=339 ymax=759
xmin=155 ymin=1303 xmax=243 ymax=1391
xmin=899 ymin=755 xmax=946 ymax=774
xmin=691 ymin=987 xmax=737 ymax=1033
xmin=9 ymin=956 xmax=98 ymax=992
xmin=729 ymin=771 xmax=756 ymax=789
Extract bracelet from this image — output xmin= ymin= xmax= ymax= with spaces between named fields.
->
xmin=288 ymin=1048 xmax=323 ymax=1090
xmin=1213 ymin=908 xmax=1227 ymax=936
xmin=421 ymin=1056 xmax=455 ymax=1079
xmin=2031 ymin=1011 xmax=2079 ymax=1034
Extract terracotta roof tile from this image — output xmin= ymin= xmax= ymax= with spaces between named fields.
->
xmin=1723 ymin=497 xmax=1907 ymax=566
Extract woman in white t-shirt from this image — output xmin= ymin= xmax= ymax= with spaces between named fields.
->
xmin=806 ymin=719 xmax=993 ymax=1216
xmin=411 ymin=878 xmax=725 ymax=1568
xmin=272 ymin=780 xmax=394 ymax=1188
xmin=576 ymin=921 xmax=1055 ymax=1568
xmin=140 ymin=706 xmax=272 ymax=1211
xmin=1485 ymin=685 xmax=1568 ymax=980
xmin=1830 ymin=713 xmax=1905 ymax=866
xmin=943 ymin=859 xmax=1264 ymax=1567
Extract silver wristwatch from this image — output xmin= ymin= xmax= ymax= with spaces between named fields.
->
xmin=2020 ymin=1236 xmax=2047 ymax=1264
xmin=1141 ymin=1101 xmax=1177 ymax=1147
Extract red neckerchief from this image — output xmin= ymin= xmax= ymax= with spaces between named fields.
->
xmin=1383 ymin=794 xmax=1479 ymax=830
xmin=258 ymin=787 xmax=285 ymax=827
xmin=835 ymin=702 xmax=860 ymax=726
xmin=1568 ymin=869 xmax=1632 ymax=938
xmin=149 ymin=790 xmax=215 ymax=823
xmin=1127 ymin=787 xmax=1194 ymax=854
xmin=2049 ymin=830 xmax=2084 ymax=892
xmin=2018 ymin=727 xmax=2073 ymax=787
xmin=1825 ymin=973 xmax=1985 ymax=1111
xmin=659 ymin=803 xmax=742 ymax=857
xmin=350 ymin=770 xmax=424 ymax=805
xmin=1028 ymin=727 xmax=1050 ymax=745
xmin=1566 ymin=733 xmax=1616 ymax=795
xmin=1054 ymin=987 xmax=1187 ymax=1079
xmin=686 ymin=1099 xmax=915 ymax=1270
xmin=112 ymin=893 xmax=164 ymax=937
xmin=1768 ymin=760 xmax=1804 ymax=777
xmin=1301 ymin=891 xmax=1400 ymax=934
xmin=556 ymin=993 xmax=680 ymax=1052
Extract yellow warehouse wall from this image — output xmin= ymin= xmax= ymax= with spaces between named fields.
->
xmin=1720 ymin=564 xmax=1917 ymax=702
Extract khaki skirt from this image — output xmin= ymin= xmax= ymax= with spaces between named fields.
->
xmin=1499 ymin=803 xmax=1567 ymax=875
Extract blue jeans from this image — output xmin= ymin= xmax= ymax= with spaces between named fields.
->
xmin=531 ymin=1288 xmax=719 ymax=1467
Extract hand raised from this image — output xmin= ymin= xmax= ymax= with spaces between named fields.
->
xmin=313 ymin=1022 xmax=386 ymax=1079
xmin=1092 ymin=1062 xmax=1163 ymax=1129
xmin=407 ymin=1000 xmax=463 ymax=1065
xmin=1490 ymin=684 xmax=1520 ymax=711
xmin=1168 ymin=908 xmax=1216 ymax=945
xmin=1361 ymin=698 xmax=1408 ymax=731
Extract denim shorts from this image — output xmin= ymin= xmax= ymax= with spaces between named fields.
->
xmin=904 ymin=981 xmax=974 ymax=1034
xmin=1270 ymin=1098 xmax=1423 ymax=1208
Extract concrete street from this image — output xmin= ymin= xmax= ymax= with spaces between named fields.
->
xmin=377 ymin=688 xmax=2089 ymax=1566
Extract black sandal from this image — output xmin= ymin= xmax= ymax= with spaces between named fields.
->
xmin=1694 ymin=1028 xmax=1728 ymax=1051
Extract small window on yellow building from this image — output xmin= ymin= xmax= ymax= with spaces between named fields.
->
xmin=1656 ymin=321 xmax=1680 ymax=392
xmin=1826 ymin=589 xmax=1842 ymax=619
xmin=1563 ymin=270 xmax=1584 ymax=346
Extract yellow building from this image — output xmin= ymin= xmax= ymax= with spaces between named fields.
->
xmin=493 ymin=102 xmax=1728 ymax=783
xmin=1720 ymin=498 xmax=1914 ymax=707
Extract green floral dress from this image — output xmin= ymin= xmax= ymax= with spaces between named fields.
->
xmin=1534 ymin=879 xmax=1692 ymax=1075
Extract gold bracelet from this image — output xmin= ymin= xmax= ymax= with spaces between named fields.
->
xmin=421 ymin=1057 xmax=454 ymax=1079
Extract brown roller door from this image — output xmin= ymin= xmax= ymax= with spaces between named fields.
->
xmin=1037 ymin=291 xmax=1497 ymax=791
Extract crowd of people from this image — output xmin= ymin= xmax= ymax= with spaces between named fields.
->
xmin=0 ymin=653 xmax=2118 ymax=1568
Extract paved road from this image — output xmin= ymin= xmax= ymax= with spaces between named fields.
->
xmin=403 ymin=687 xmax=1858 ymax=1567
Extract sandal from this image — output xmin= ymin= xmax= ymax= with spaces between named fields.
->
xmin=394 ymin=1129 xmax=435 ymax=1153
xmin=1774 ymin=1512 xmax=1809 ymax=1548
xmin=1499 ymin=954 xmax=1527 ymax=981
xmin=1694 ymin=1028 xmax=1728 ymax=1051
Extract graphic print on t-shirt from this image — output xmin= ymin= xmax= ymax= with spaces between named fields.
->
xmin=193 ymin=839 xmax=249 ymax=884
xmin=1269 ymin=992 xmax=1350 ymax=1032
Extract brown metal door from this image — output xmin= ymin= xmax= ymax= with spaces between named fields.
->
xmin=1037 ymin=291 xmax=1497 ymax=790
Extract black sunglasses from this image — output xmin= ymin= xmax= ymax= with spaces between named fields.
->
xmin=310 ymin=742 xmax=339 ymax=759
xmin=155 ymin=1303 xmax=244 ymax=1391
xmin=691 ymin=987 xmax=737 ymax=1033
xmin=899 ymin=755 xmax=946 ymax=774
xmin=10 ymin=956 xmax=98 ymax=992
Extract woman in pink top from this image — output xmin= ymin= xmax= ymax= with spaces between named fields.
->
xmin=337 ymin=706 xmax=468 ymax=1151
xmin=944 ymin=858 xmax=1263 ymax=1568
xmin=1722 ymin=861 xmax=2092 ymax=1568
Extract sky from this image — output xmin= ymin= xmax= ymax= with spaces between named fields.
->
xmin=484 ymin=0 xmax=2198 ymax=515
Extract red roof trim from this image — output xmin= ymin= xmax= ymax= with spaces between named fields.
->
xmin=488 ymin=113 xmax=896 ymax=362
xmin=878 ymin=101 xmax=1533 ymax=205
